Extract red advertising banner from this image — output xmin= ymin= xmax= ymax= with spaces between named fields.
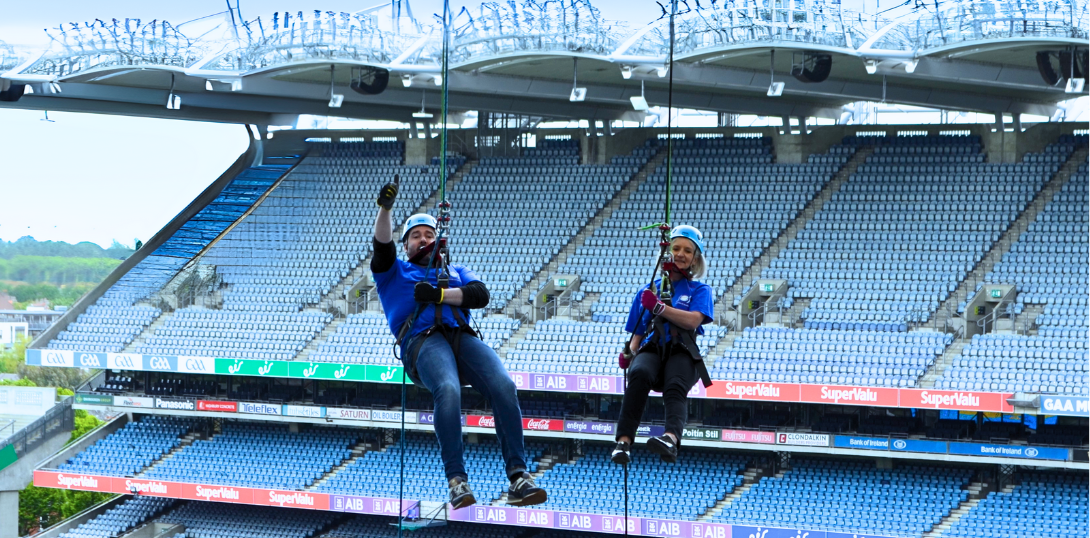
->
xmin=252 ymin=488 xmax=330 ymax=510
xmin=179 ymin=483 xmax=254 ymax=504
xmin=34 ymin=471 xmax=112 ymax=492
xmin=198 ymin=400 xmax=238 ymax=412
xmin=112 ymin=477 xmax=181 ymax=497
xmin=900 ymin=389 xmax=1013 ymax=413
xmin=522 ymin=418 xmax=565 ymax=432
xmin=707 ymin=381 xmax=800 ymax=402
xmin=465 ymin=415 xmax=495 ymax=428
xmin=799 ymin=384 xmax=899 ymax=407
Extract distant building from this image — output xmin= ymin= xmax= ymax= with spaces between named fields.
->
xmin=0 ymin=292 xmax=12 ymax=310
xmin=0 ymin=310 xmax=64 ymax=338
xmin=26 ymin=299 xmax=51 ymax=311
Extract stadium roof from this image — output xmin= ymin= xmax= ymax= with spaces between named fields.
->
xmin=1 ymin=0 xmax=1086 ymax=124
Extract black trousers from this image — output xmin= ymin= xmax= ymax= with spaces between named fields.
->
xmin=616 ymin=346 xmax=699 ymax=443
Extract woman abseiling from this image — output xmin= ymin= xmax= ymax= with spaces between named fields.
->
xmin=611 ymin=225 xmax=715 ymax=464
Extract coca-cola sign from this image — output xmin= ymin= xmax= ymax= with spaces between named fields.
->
xmin=523 ymin=418 xmax=563 ymax=431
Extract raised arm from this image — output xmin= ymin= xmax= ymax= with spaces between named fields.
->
xmin=373 ymin=176 xmax=399 ymax=243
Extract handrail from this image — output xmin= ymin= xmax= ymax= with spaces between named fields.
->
xmin=0 ymin=395 xmax=74 ymax=458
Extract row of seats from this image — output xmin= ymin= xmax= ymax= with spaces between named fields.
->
xmin=58 ymin=416 xmax=196 ymax=476
xmin=57 ymin=497 xmax=174 ymax=538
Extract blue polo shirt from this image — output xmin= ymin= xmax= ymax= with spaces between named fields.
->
xmin=625 ymin=278 xmax=714 ymax=347
xmin=374 ymin=259 xmax=479 ymax=338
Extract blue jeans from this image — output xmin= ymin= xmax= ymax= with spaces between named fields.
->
xmin=403 ymin=331 xmax=528 ymax=481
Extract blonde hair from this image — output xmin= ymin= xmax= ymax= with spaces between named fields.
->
xmin=671 ymin=237 xmax=706 ymax=280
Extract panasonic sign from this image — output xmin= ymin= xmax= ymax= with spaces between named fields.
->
xmin=154 ymin=398 xmax=195 ymax=410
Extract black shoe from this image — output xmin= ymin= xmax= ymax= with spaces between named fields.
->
xmin=610 ymin=441 xmax=631 ymax=465
xmin=647 ymin=435 xmax=678 ymax=463
xmin=506 ymin=472 xmax=547 ymax=506
xmin=448 ymin=477 xmax=476 ymax=509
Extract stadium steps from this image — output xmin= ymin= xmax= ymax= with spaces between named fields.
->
xmin=316 ymin=159 xmax=477 ymax=318
xmin=308 ymin=439 xmax=376 ymax=490
xmin=922 ymin=479 xmax=997 ymax=537
xmin=501 ymin=145 xmax=667 ymax=321
xmin=1019 ymin=302 xmax=1047 ymax=334
xmin=919 ymin=341 xmax=968 ymax=388
xmin=715 ymin=147 xmax=876 ymax=323
xmin=496 ymin=323 xmax=533 ymax=363
xmin=297 ymin=319 xmax=346 ymax=363
xmin=133 ymin=431 xmax=206 ymax=479
xmin=122 ymin=315 xmax=173 ymax=354
xmin=489 ymin=453 xmax=563 ymax=506
xmin=925 ymin=144 xmax=1090 ymax=333
xmin=698 ymin=462 xmax=781 ymax=521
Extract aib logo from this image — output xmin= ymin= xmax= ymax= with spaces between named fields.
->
xmin=302 ymin=364 xmax=319 ymax=378
xmin=258 ymin=361 xmax=273 ymax=376
xmin=228 ymin=360 xmax=244 ymax=374
xmin=334 ymin=365 xmax=351 ymax=379
xmin=380 ymin=367 xmax=397 ymax=382
xmin=893 ymin=440 xmax=907 ymax=450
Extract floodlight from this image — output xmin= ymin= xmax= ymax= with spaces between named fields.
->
xmin=863 ymin=59 xmax=878 ymax=74
xmin=412 ymin=111 xmax=434 ymax=118
xmin=904 ymin=59 xmax=918 ymax=73
xmin=205 ymin=80 xmax=214 ymax=91
xmin=166 ymin=94 xmax=181 ymax=110
xmin=1065 ymin=78 xmax=1085 ymax=93
xmin=767 ymin=82 xmax=784 ymax=97
xmin=630 ymin=95 xmax=649 ymax=111
xmin=402 ymin=74 xmax=414 ymax=87
xmin=570 ymin=87 xmax=587 ymax=102
xmin=621 ymin=65 xmax=633 ymax=79
xmin=48 ymin=82 xmax=61 ymax=94
xmin=432 ymin=75 xmax=442 ymax=86
xmin=328 ymin=94 xmax=344 ymax=108
xmin=656 ymin=66 xmax=669 ymax=77
xmin=231 ymin=80 xmax=243 ymax=91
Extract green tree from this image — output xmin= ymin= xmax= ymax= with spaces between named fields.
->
xmin=10 ymin=382 xmax=111 ymax=534
xmin=0 ymin=335 xmax=29 ymax=374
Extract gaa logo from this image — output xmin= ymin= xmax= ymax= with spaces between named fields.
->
xmin=115 ymin=356 xmax=136 ymax=368
xmin=893 ymin=440 xmax=907 ymax=450
xmin=1024 ymin=448 xmax=1038 ymax=458
xmin=149 ymin=357 xmax=172 ymax=370
xmin=44 ymin=352 xmax=68 ymax=366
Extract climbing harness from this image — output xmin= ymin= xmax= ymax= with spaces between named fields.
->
xmin=392 ymin=2 xmax=455 ymax=535
xmin=619 ymin=1 xmax=680 ymax=532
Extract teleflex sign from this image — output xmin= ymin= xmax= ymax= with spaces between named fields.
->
xmin=31 ymin=349 xmax=1020 ymax=413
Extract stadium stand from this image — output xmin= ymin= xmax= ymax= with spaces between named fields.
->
xmin=567 ymin=137 xmax=853 ymax=320
xmin=56 ymin=497 xmax=175 ymax=538
xmin=143 ymin=422 xmax=359 ymax=489
xmin=944 ymin=471 xmax=1088 ymax=538
xmin=766 ymin=135 xmax=1070 ymax=331
xmin=159 ymin=502 xmax=340 ymax=538
xmin=57 ymin=416 xmax=198 ymax=476
xmin=937 ymin=147 xmax=1090 ymax=395
xmin=316 ymin=432 xmax=547 ymax=505
xmin=322 ymin=516 xmax=527 ymax=538
xmin=715 ymin=458 xmax=974 ymax=537
xmin=46 ymin=166 xmax=288 ymax=353
xmin=309 ymin=312 xmax=519 ymax=365
xmin=504 ymin=319 xmax=728 ymax=375
xmin=712 ymin=326 xmax=950 ymax=387
xmin=450 ymin=139 xmax=651 ymax=310
xmin=134 ymin=308 xmax=333 ymax=361
xmin=533 ymin=444 xmax=747 ymax=519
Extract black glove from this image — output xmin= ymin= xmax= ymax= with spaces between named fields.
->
xmin=377 ymin=175 xmax=399 ymax=210
xmin=414 ymin=282 xmax=444 ymax=304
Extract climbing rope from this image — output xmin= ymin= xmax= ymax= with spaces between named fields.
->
xmin=620 ymin=1 xmax=680 ymax=533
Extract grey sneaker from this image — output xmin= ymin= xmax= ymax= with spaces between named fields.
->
xmin=448 ymin=477 xmax=476 ymax=509
xmin=506 ymin=472 xmax=547 ymax=506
